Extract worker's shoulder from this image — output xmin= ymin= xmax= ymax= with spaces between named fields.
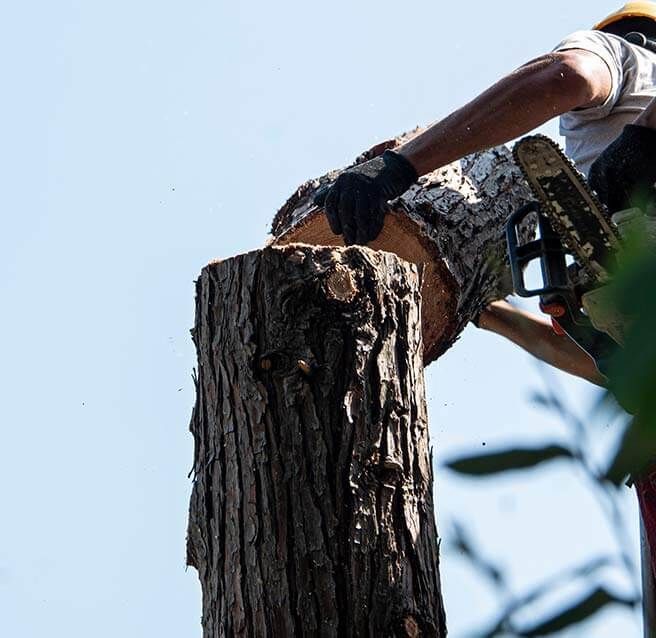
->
xmin=553 ymin=28 xmax=656 ymax=63
xmin=553 ymin=29 xmax=626 ymax=54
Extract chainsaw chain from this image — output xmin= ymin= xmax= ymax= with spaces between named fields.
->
xmin=513 ymin=134 xmax=621 ymax=282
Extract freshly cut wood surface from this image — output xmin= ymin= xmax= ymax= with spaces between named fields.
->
xmin=272 ymin=134 xmax=533 ymax=364
xmin=275 ymin=208 xmax=457 ymax=365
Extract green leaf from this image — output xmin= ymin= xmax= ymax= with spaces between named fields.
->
xmin=600 ymin=250 xmax=656 ymax=483
xmin=604 ymin=251 xmax=656 ymax=415
xmin=451 ymin=521 xmax=505 ymax=588
xmin=605 ymin=407 xmax=656 ymax=485
xmin=475 ymin=557 xmax=621 ymax=638
xmin=529 ymin=392 xmax=562 ymax=412
xmin=444 ymin=445 xmax=574 ymax=476
xmin=517 ymin=586 xmax=637 ymax=636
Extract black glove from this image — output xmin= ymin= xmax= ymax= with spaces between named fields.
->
xmin=588 ymin=124 xmax=656 ymax=213
xmin=315 ymin=150 xmax=418 ymax=245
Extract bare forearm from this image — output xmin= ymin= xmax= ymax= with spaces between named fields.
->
xmin=397 ymin=52 xmax=606 ymax=175
xmin=478 ymin=301 xmax=607 ymax=386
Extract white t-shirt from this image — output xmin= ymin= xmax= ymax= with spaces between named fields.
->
xmin=553 ymin=30 xmax=656 ymax=175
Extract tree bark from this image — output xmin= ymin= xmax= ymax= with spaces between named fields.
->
xmin=187 ymin=244 xmax=447 ymax=637
xmin=271 ymin=132 xmax=534 ymax=364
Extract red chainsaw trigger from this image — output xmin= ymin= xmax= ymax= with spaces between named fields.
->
xmin=538 ymin=301 xmax=567 ymax=335
xmin=539 ymin=301 xmax=566 ymax=318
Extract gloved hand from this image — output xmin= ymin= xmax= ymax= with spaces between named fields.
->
xmin=588 ymin=124 xmax=656 ymax=213
xmin=315 ymin=150 xmax=418 ymax=245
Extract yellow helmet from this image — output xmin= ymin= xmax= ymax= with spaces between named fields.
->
xmin=594 ymin=1 xmax=656 ymax=30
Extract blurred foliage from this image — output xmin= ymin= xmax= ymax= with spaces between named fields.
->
xmin=604 ymin=234 xmax=656 ymax=485
xmin=444 ymin=239 xmax=656 ymax=635
xmin=517 ymin=587 xmax=636 ymax=637
xmin=446 ymin=445 xmax=575 ymax=476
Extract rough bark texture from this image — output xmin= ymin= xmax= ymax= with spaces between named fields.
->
xmin=272 ymin=132 xmax=534 ymax=364
xmin=187 ymin=244 xmax=447 ymax=637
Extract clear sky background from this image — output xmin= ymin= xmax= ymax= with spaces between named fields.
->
xmin=0 ymin=1 xmax=642 ymax=636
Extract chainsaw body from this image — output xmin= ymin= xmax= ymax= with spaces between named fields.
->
xmin=506 ymin=202 xmax=618 ymax=375
xmin=506 ymin=135 xmax=631 ymax=375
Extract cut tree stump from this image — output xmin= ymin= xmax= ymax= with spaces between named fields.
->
xmin=187 ymin=244 xmax=447 ymax=637
xmin=272 ymin=133 xmax=534 ymax=364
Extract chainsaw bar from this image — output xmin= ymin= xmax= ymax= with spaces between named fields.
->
xmin=513 ymin=135 xmax=621 ymax=281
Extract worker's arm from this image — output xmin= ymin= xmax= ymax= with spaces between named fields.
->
xmin=321 ymin=49 xmax=612 ymax=245
xmin=477 ymin=300 xmax=607 ymax=386
xmin=589 ymin=95 xmax=656 ymax=212
xmin=397 ymin=50 xmax=612 ymax=175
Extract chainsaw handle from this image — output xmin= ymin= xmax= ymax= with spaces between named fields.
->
xmin=506 ymin=202 xmax=570 ymax=297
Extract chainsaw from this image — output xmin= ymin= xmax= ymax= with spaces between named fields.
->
xmin=506 ymin=135 xmax=627 ymax=376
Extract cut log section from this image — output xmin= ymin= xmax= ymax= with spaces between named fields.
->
xmin=272 ymin=210 xmax=456 ymax=366
xmin=187 ymin=244 xmax=447 ymax=637
xmin=271 ymin=134 xmax=534 ymax=364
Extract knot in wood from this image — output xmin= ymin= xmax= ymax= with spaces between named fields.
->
xmin=401 ymin=614 xmax=421 ymax=637
xmin=296 ymin=358 xmax=317 ymax=377
xmin=324 ymin=264 xmax=357 ymax=303
xmin=287 ymin=248 xmax=307 ymax=265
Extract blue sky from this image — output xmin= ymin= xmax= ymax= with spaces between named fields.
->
xmin=0 ymin=1 xmax=641 ymax=636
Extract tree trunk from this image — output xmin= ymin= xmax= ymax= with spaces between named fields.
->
xmin=271 ymin=132 xmax=534 ymax=364
xmin=187 ymin=244 xmax=447 ymax=637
